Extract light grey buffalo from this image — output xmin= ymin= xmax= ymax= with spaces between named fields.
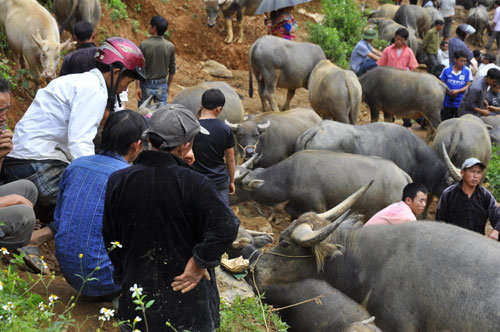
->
xmin=308 ymin=60 xmax=361 ymax=124
xmin=249 ymin=36 xmax=326 ymax=112
xmin=393 ymin=4 xmax=431 ymax=38
xmin=54 ymin=0 xmax=101 ymax=35
xmin=246 ymin=183 xmax=500 ymax=332
xmin=203 ymin=0 xmax=261 ymax=43
xmin=432 ymin=114 xmax=492 ymax=168
xmin=231 ymin=150 xmax=411 ymax=219
xmin=466 ymin=5 xmax=489 ymax=45
xmin=296 ymin=121 xmax=457 ymax=198
xmin=225 ymin=108 xmax=321 ymax=167
xmin=368 ymin=4 xmax=399 ymax=20
xmin=171 ymin=81 xmax=244 ymax=123
xmin=359 ymin=66 xmax=445 ymax=139
xmin=424 ymin=6 xmax=443 ymax=27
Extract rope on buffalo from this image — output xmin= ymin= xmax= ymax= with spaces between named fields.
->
xmin=237 ymin=139 xmax=260 ymax=164
xmin=269 ymin=290 xmax=338 ymax=313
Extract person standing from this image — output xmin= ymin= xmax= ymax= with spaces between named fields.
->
xmin=136 ymin=16 xmax=175 ymax=106
xmin=485 ymin=0 xmax=500 ymax=52
xmin=440 ymin=0 xmax=456 ymax=40
xmin=270 ymin=6 xmax=298 ymax=40
xmin=440 ymin=50 xmax=473 ymax=120
xmin=59 ymin=21 xmax=97 ymax=76
xmin=448 ymin=25 xmax=474 ymax=66
xmin=436 ymin=158 xmax=500 ymax=240
xmin=475 ymin=52 xmax=500 ymax=79
xmin=350 ymin=29 xmax=382 ymax=77
xmin=423 ymin=20 xmax=444 ymax=74
xmin=458 ymin=68 xmax=500 ymax=117
xmin=102 ymin=105 xmax=239 ymax=332
xmin=192 ymin=89 xmax=236 ymax=207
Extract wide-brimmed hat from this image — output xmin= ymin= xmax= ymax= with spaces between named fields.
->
xmin=461 ymin=157 xmax=485 ymax=170
xmin=362 ymin=29 xmax=377 ymax=40
xmin=143 ymin=104 xmax=209 ymax=148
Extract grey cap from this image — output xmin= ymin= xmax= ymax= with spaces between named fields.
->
xmin=143 ymin=104 xmax=209 ymax=148
xmin=482 ymin=52 xmax=496 ymax=62
xmin=461 ymin=157 xmax=486 ymax=170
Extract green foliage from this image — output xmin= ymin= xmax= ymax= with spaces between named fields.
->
xmin=105 ymin=0 xmax=129 ymax=22
xmin=379 ymin=0 xmax=395 ymax=4
xmin=307 ymin=0 xmax=366 ymax=68
xmin=36 ymin=0 xmax=53 ymax=11
xmin=372 ymin=38 xmax=390 ymax=50
xmin=485 ymin=145 xmax=500 ymax=198
xmin=132 ymin=20 xmax=140 ymax=33
xmin=134 ymin=3 xmax=142 ymax=12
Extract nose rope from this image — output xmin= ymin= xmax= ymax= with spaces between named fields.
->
xmin=237 ymin=139 xmax=260 ymax=165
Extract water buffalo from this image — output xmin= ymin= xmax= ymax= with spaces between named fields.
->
xmin=249 ymin=36 xmax=326 ymax=112
xmin=225 ymin=108 xmax=321 ymax=167
xmin=0 ymin=0 xmax=74 ymax=82
xmin=393 ymin=4 xmax=431 ymax=38
xmin=359 ymin=66 xmax=445 ymax=139
xmin=171 ymin=81 xmax=244 ymax=123
xmin=255 ymin=279 xmax=382 ymax=332
xmin=203 ymin=0 xmax=261 ymax=43
xmin=489 ymin=126 xmax=500 ymax=144
xmin=456 ymin=0 xmax=490 ymax=9
xmin=54 ymin=0 xmax=101 ymax=35
xmin=466 ymin=5 xmax=489 ymax=45
xmin=368 ymin=4 xmax=399 ymax=20
xmin=296 ymin=120 xmax=456 ymax=197
xmin=247 ymin=185 xmax=500 ymax=332
xmin=424 ymin=6 xmax=443 ymax=27
xmin=308 ymin=60 xmax=361 ymax=124
xmin=432 ymin=114 xmax=492 ymax=168
xmin=481 ymin=115 xmax=500 ymax=127
xmin=227 ymin=226 xmax=272 ymax=258
xmin=231 ymin=150 xmax=411 ymax=219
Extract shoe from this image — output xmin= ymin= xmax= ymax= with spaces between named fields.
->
xmin=16 ymin=246 xmax=50 ymax=275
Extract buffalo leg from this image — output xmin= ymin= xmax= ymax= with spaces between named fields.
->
xmin=369 ymin=104 xmax=380 ymax=123
xmin=257 ymin=75 xmax=270 ymax=112
xmin=235 ymin=11 xmax=244 ymax=43
xmin=282 ymin=89 xmax=295 ymax=111
xmin=224 ymin=17 xmax=233 ymax=44
xmin=262 ymin=71 xmax=280 ymax=112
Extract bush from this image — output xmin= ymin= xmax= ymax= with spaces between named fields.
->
xmin=307 ymin=0 xmax=366 ymax=68
xmin=485 ymin=144 xmax=500 ymax=198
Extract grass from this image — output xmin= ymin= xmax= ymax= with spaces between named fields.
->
xmin=485 ymin=144 xmax=500 ymax=198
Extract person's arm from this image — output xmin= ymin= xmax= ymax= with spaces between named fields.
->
xmin=408 ymin=49 xmax=419 ymax=71
xmin=167 ymin=48 xmax=176 ymax=94
xmin=422 ymin=30 xmax=432 ymax=51
xmin=377 ymin=49 xmax=388 ymax=66
xmin=435 ymin=194 xmax=449 ymax=222
xmin=0 ymin=194 xmax=33 ymax=208
xmin=486 ymin=191 xmax=500 ymax=240
xmin=224 ymin=147 xmax=236 ymax=195
xmin=367 ymin=51 xmax=380 ymax=61
xmin=451 ymin=81 xmax=471 ymax=97
xmin=0 ymin=129 xmax=13 ymax=171
xmin=463 ymin=87 xmax=490 ymax=115
xmin=135 ymin=81 xmax=142 ymax=102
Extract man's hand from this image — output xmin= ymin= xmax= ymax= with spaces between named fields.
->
xmin=136 ymin=87 xmax=142 ymax=102
xmin=229 ymin=182 xmax=235 ymax=195
xmin=172 ymin=257 xmax=210 ymax=293
xmin=489 ymin=229 xmax=499 ymax=241
xmin=450 ymin=90 xmax=460 ymax=98
xmin=0 ymin=129 xmax=13 ymax=159
xmin=0 ymin=194 xmax=33 ymax=208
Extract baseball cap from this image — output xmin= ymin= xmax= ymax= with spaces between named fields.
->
xmin=143 ymin=104 xmax=209 ymax=148
xmin=461 ymin=158 xmax=485 ymax=170
xmin=482 ymin=52 xmax=496 ymax=62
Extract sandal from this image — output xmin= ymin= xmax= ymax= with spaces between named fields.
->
xmin=16 ymin=246 xmax=50 ymax=275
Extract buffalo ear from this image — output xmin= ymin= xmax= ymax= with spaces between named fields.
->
xmin=60 ymin=39 xmax=75 ymax=52
xmin=245 ymin=179 xmax=265 ymax=190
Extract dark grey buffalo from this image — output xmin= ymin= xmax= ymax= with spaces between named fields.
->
xmin=255 ymin=279 xmax=382 ymax=332
xmin=481 ymin=115 xmax=500 ymax=128
xmin=231 ymin=150 xmax=411 ymax=219
xmin=457 ymin=0 xmax=490 ymax=9
xmin=308 ymin=60 xmax=361 ymax=124
xmin=432 ymin=114 xmax=492 ymax=168
xmin=424 ymin=6 xmax=443 ymax=27
xmin=249 ymin=35 xmax=326 ymax=112
xmin=368 ymin=4 xmax=399 ymax=19
xmin=466 ymin=5 xmax=489 ymax=45
xmin=203 ymin=0 xmax=261 ymax=43
xmin=489 ymin=127 xmax=500 ymax=144
xmin=247 ymin=185 xmax=500 ymax=332
xmin=393 ymin=4 xmax=431 ymax=38
xmin=171 ymin=81 xmax=244 ymax=123
xmin=54 ymin=0 xmax=101 ymax=35
xmin=296 ymin=121 xmax=456 ymax=197
xmin=359 ymin=66 xmax=445 ymax=139
xmin=225 ymin=108 xmax=321 ymax=167
xmin=368 ymin=18 xmax=422 ymax=60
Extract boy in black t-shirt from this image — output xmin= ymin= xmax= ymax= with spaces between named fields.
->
xmin=192 ymin=89 xmax=236 ymax=206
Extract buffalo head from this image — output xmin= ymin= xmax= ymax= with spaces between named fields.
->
xmin=32 ymin=30 xmax=73 ymax=79
xmin=203 ymin=0 xmax=229 ymax=27
xmin=226 ymin=119 xmax=270 ymax=164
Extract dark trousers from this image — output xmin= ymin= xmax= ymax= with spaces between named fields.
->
xmin=443 ymin=16 xmax=453 ymax=39
xmin=486 ymin=30 xmax=500 ymax=51
xmin=442 ymin=106 xmax=459 ymax=120
xmin=426 ymin=52 xmax=439 ymax=74
xmin=357 ymin=58 xmax=378 ymax=77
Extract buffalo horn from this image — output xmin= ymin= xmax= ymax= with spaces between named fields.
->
xmin=241 ymin=153 xmax=259 ymax=169
xmin=291 ymin=211 xmax=350 ymax=247
xmin=317 ymin=180 xmax=374 ymax=220
xmin=136 ymin=95 xmax=154 ymax=115
xmin=257 ymin=120 xmax=271 ymax=130
xmin=441 ymin=143 xmax=461 ymax=181
xmin=224 ymin=119 xmax=239 ymax=129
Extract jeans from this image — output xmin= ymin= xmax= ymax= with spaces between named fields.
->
xmin=357 ymin=58 xmax=377 ymax=77
xmin=443 ymin=16 xmax=453 ymax=39
xmin=138 ymin=79 xmax=168 ymax=106
xmin=486 ymin=30 xmax=500 ymax=51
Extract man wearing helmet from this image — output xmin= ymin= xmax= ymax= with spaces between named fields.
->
xmin=1 ymin=37 xmax=145 ymax=207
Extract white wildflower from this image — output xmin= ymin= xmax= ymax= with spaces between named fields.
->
xmin=0 ymin=247 xmax=9 ymax=255
xmin=99 ymin=307 xmax=115 ymax=321
xmin=133 ymin=316 xmax=142 ymax=323
xmin=48 ymin=294 xmax=59 ymax=305
xmin=129 ymin=284 xmax=143 ymax=298
xmin=0 ymin=281 xmax=3 ymax=291
xmin=110 ymin=241 xmax=122 ymax=248
xmin=2 ymin=301 xmax=14 ymax=311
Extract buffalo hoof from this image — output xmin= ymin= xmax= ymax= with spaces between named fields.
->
xmin=224 ymin=36 xmax=233 ymax=44
xmin=236 ymin=37 xmax=244 ymax=44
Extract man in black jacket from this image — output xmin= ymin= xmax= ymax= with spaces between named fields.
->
xmin=102 ymin=104 xmax=239 ymax=332
xmin=59 ymin=21 xmax=97 ymax=76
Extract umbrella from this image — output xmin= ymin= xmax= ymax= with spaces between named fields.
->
xmin=254 ymin=0 xmax=311 ymax=15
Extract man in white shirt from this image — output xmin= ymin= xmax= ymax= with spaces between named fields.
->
xmin=475 ymin=52 xmax=500 ymax=79
xmin=2 ymin=37 xmax=145 ymax=205
xmin=440 ymin=0 xmax=456 ymax=40
xmin=486 ymin=0 xmax=500 ymax=51
xmin=437 ymin=41 xmax=450 ymax=67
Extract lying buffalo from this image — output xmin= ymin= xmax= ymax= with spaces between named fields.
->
xmin=296 ymin=120 xmax=456 ymax=197
xmin=231 ymin=150 xmax=410 ymax=219
xmin=308 ymin=60 xmax=361 ymax=124
xmin=225 ymin=108 xmax=321 ymax=167
xmin=393 ymin=4 xmax=431 ymax=38
xmin=247 ymin=184 xmax=500 ymax=332
xmin=254 ymin=279 xmax=382 ymax=332
xmin=432 ymin=114 xmax=491 ymax=169
xmin=359 ymin=66 xmax=445 ymax=139
xmin=249 ymin=35 xmax=326 ymax=112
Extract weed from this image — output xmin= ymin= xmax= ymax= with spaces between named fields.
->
xmin=105 ymin=0 xmax=129 ymax=22
xmin=485 ymin=144 xmax=500 ymax=197
xmin=134 ymin=3 xmax=142 ymax=12
xmin=132 ymin=20 xmax=140 ymax=33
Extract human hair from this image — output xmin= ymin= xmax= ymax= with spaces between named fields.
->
xmin=487 ymin=68 xmax=500 ymax=81
xmin=456 ymin=26 xmax=467 ymax=40
xmin=74 ymin=21 xmax=94 ymax=42
xmin=496 ymin=0 xmax=500 ymax=6
xmin=100 ymin=109 xmax=148 ymax=155
xmin=402 ymin=183 xmax=428 ymax=201
xmin=95 ymin=61 xmax=142 ymax=80
xmin=453 ymin=50 xmax=468 ymax=60
xmin=395 ymin=28 xmax=409 ymax=40
xmin=147 ymin=132 xmax=175 ymax=152
xmin=473 ymin=49 xmax=481 ymax=59
xmin=151 ymin=16 xmax=168 ymax=35
xmin=201 ymin=88 xmax=226 ymax=110
xmin=435 ymin=19 xmax=444 ymax=25
xmin=440 ymin=40 xmax=448 ymax=47
xmin=0 ymin=78 xmax=9 ymax=93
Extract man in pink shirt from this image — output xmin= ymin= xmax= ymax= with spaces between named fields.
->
xmin=377 ymin=28 xmax=419 ymax=71
xmin=364 ymin=183 xmax=428 ymax=226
